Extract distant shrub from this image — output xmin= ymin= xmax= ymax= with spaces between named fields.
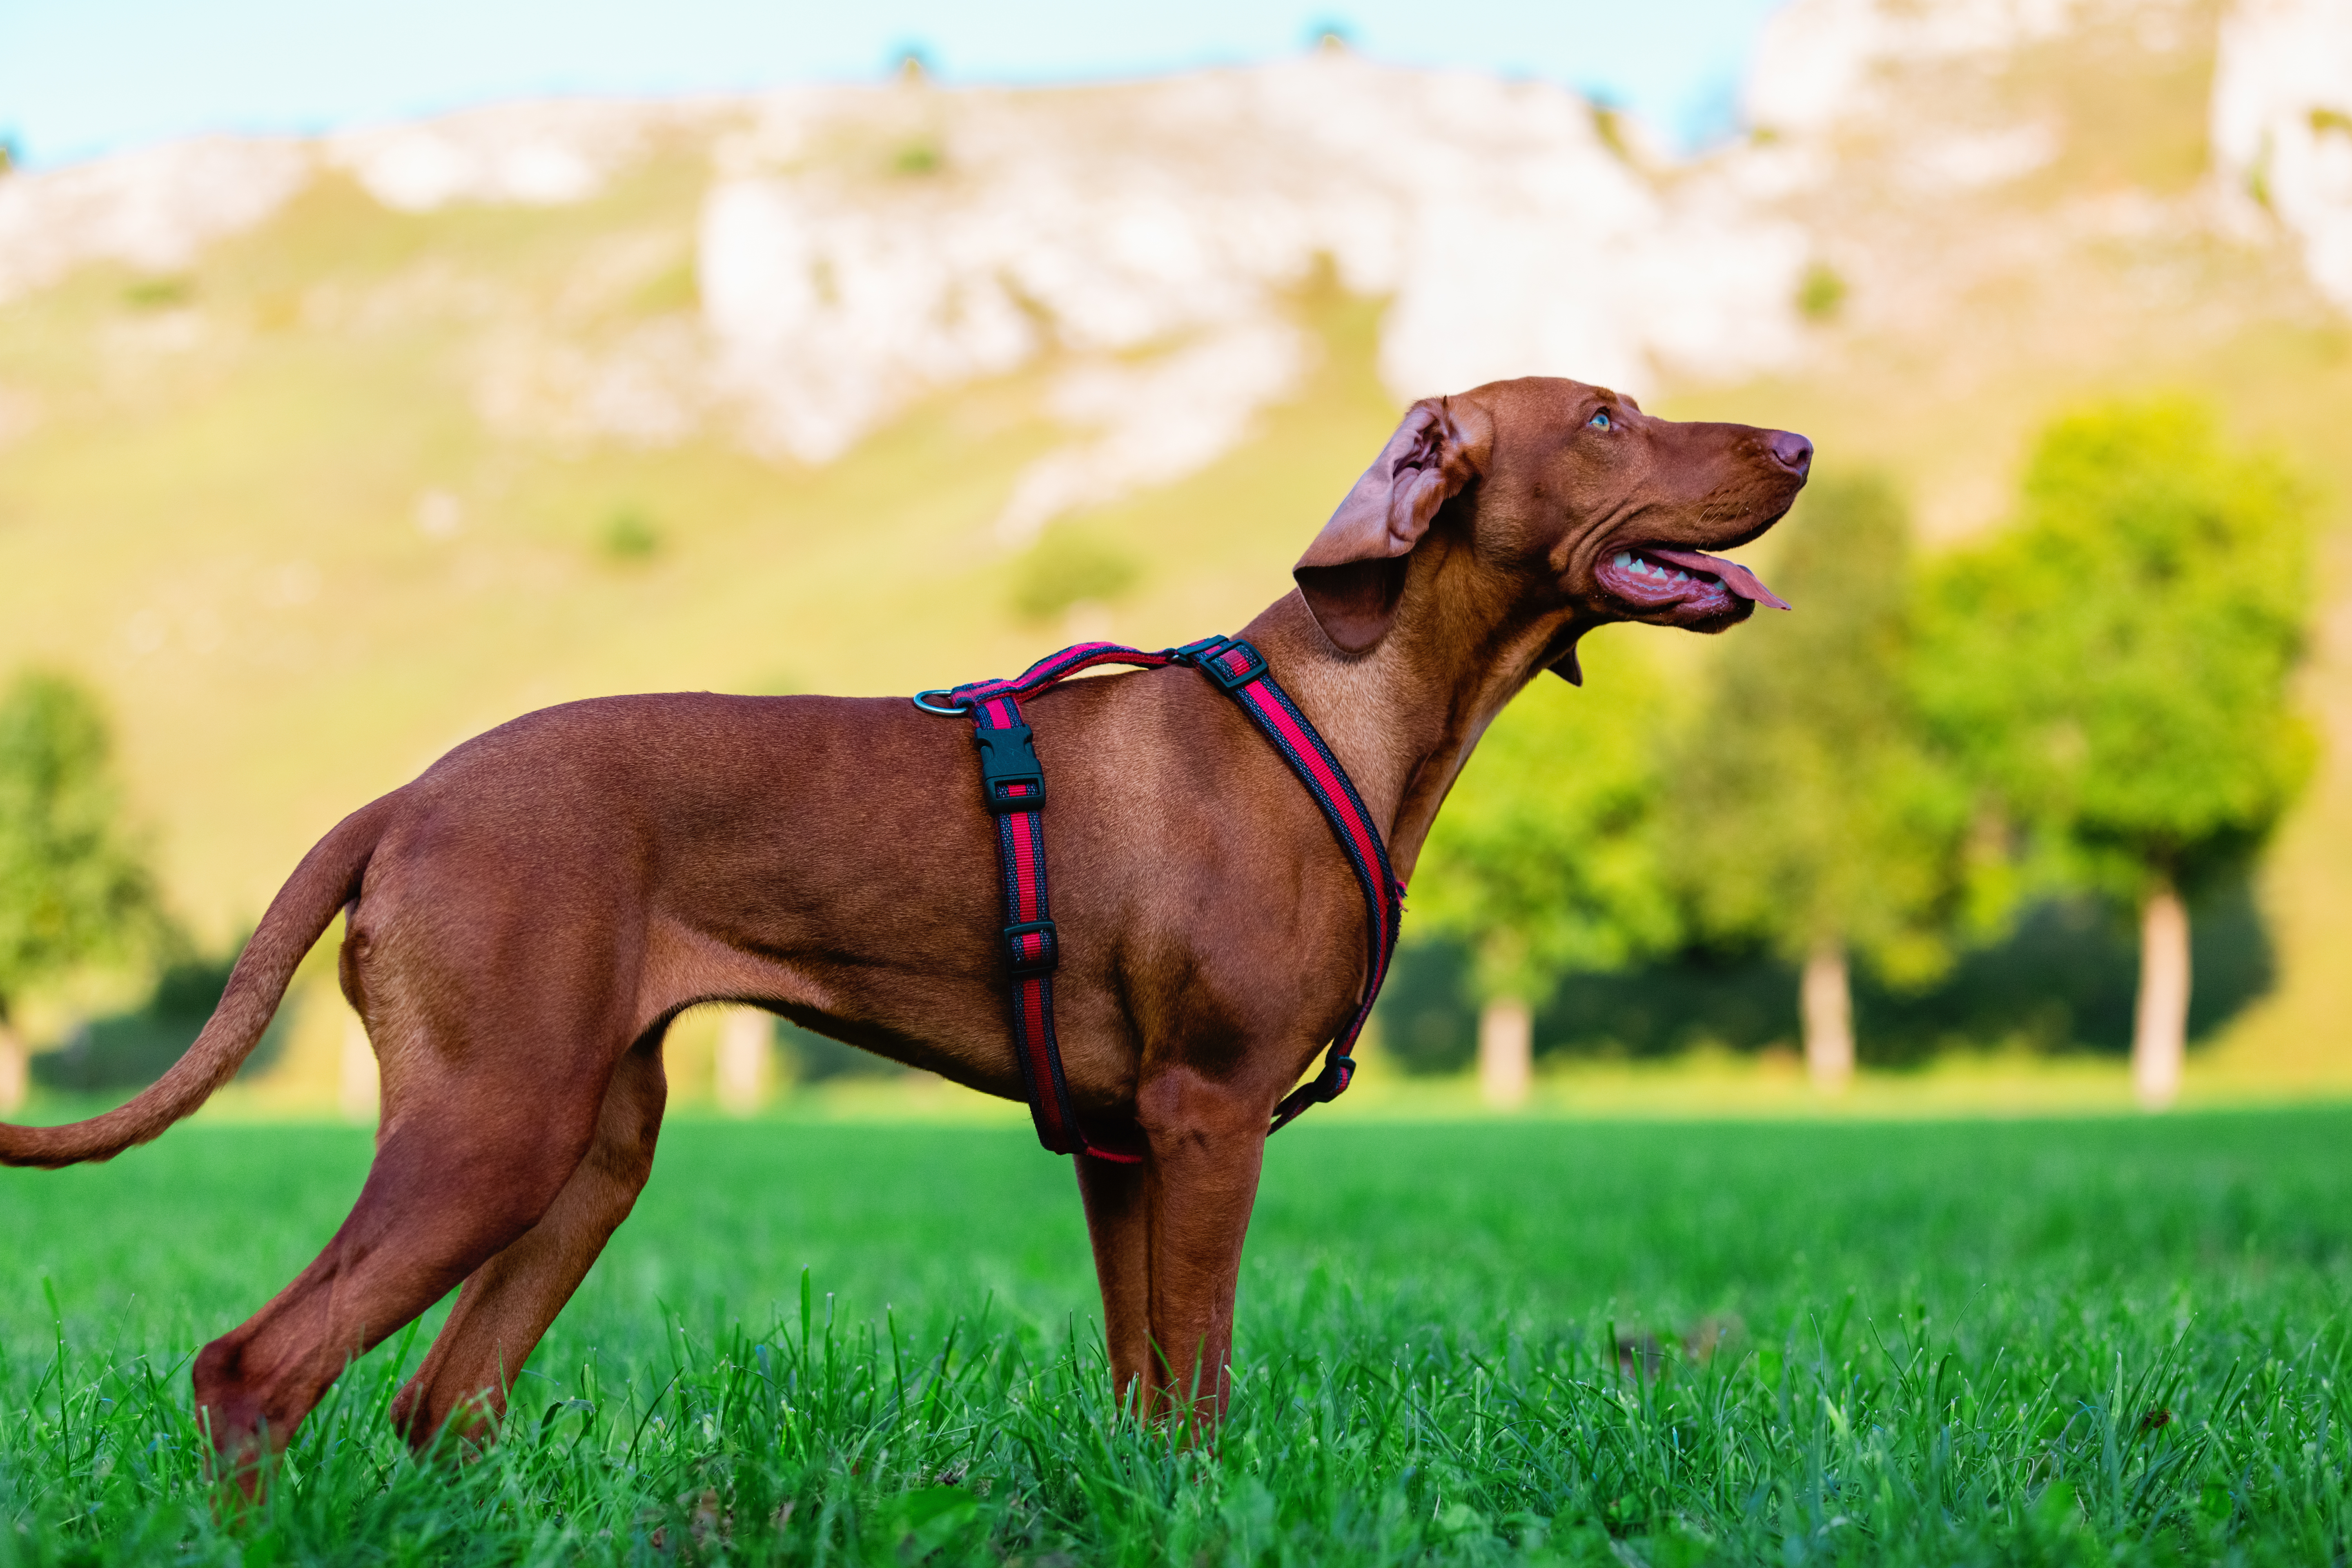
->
xmin=892 ymin=138 xmax=944 ymax=177
xmin=1009 ymin=525 xmax=1140 ymax=623
xmin=34 ymin=940 xmax=295 ymax=1092
xmin=1377 ymin=876 xmax=2274 ymax=1068
xmin=781 ymin=1018 xmax=909 ymax=1080
xmin=1797 ymin=262 xmax=1847 ymax=321
xmin=599 ymin=506 xmax=662 ymax=564
xmin=1374 ymin=938 xmax=1478 ymax=1075
xmin=122 ymin=275 xmax=193 ymax=310
xmin=1589 ymin=103 xmax=1634 ymax=164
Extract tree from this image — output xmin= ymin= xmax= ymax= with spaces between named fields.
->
xmin=1412 ymin=638 xmax=1679 ymax=1105
xmin=1662 ymin=473 xmax=1970 ymax=1089
xmin=1914 ymin=399 xmax=2313 ymax=1108
xmin=0 ymin=670 xmax=161 ymax=1111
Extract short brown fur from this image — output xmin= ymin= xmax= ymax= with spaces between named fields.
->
xmin=0 ymin=377 xmax=1808 ymax=1475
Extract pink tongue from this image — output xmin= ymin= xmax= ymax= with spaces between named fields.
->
xmin=1644 ymin=547 xmax=1791 ymax=611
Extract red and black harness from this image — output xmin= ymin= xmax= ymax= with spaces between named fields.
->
xmin=913 ymin=636 xmax=1402 ymax=1163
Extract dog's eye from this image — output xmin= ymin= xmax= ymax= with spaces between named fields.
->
xmin=1588 ymin=410 xmax=1612 ymax=430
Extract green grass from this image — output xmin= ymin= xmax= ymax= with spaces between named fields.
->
xmin=3 ymin=1109 xmax=2349 ymax=1564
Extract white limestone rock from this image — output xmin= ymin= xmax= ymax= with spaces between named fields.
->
xmin=325 ymin=99 xmax=698 ymax=212
xmin=0 ymin=137 xmax=312 ymax=305
xmin=2212 ymin=0 xmax=2352 ymax=310
xmin=699 ymin=56 xmax=1809 ymax=496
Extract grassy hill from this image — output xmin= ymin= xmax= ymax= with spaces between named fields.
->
xmin=0 ymin=169 xmax=1399 ymax=928
xmin=4 ymin=11 xmax=2350 ymax=1097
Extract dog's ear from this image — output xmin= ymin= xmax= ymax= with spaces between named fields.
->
xmin=1294 ymin=397 xmax=1490 ymax=655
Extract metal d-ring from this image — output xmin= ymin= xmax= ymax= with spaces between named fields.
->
xmin=911 ymin=688 xmax=971 ymax=716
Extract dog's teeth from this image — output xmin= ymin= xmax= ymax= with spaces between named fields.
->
xmin=1613 ymin=551 xmax=1633 ymax=568
xmin=1671 ymin=570 xmax=1688 ymax=583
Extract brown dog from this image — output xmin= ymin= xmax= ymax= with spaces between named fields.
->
xmin=0 ymin=376 xmax=1808 ymax=1471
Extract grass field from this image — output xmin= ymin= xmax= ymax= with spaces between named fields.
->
xmin=2 ymin=1109 xmax=2348 ymax=1564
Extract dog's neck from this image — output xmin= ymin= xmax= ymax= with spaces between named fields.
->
xmin=1241 ymin=576 xmax=1581 ymax=888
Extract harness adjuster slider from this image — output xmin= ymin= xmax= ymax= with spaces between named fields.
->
xmin=973 ymin=719 xmax=1046 ymax=812
xmin=1194 ymin=638 xmax=1268 ymax=692
xmin=1003 ymin=918 xmax=1060 ymax=976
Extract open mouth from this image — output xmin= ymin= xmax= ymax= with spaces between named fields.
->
xmin=1596 ymin=545 xmax=1790 ymax=620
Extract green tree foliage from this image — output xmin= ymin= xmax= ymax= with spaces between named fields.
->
xmin=1009 ymin=523 xmax=1142 ymax=624
xmin=1915 ymin=399 xmax=2314 ymax=900
xmin=0 ymin=669 xmax=160 ymax=1020
xmin=1665 ymin=473 xmax=1969 ymax=985
xmin=1412 ymin=638 xmax=1678 ymax=1009
xmin=1914 ymin=400 xmax=2312 ymax=1104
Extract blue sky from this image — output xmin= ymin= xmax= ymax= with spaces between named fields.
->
xmin=0 ymin=0 xmax=1789 ymax=169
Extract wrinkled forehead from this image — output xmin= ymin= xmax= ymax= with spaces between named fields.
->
xmin=1461 ymin=376 xmax=1643 ymax=445
xmin=1465 ymin=374 xmax=1599 ymax=414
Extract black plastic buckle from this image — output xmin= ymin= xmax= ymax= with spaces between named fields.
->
xmin=1004 ymin=919 xmax=1059 ymax=976
xmin=973 ymin=720 xmax=1045 ymax=812
xmin=1196 ymin=638 xmax=1268 ymax=691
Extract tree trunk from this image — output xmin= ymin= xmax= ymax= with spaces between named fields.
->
xmin=2133 ymin=881 xmax=2191 ymax=1111
xmin=1802 ymin=941 xmax=1854 ymax=1092
xmin=0 ymin=1014 xmax=25 ymax=1115
xmin=1478 ymin=996 xmax=1532 ymax=1109
xmin=717 ymin=1007 xmax=775 ymax=1116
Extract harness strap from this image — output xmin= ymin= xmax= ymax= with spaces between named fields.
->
xmin=920 ymin=636 xmax=1404 ymax=1161
xmin=1174 ymin=637 xmax=1403 ymax=1132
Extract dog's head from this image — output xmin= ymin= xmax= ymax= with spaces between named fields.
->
xmin=1294 ymin=376 xmax=1810 ymax=678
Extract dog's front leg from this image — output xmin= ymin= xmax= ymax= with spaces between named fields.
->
xmin=1074 ymin=1153 xmax=1152 ymax=1412
xmin=1127 ymin=1063 xmax=1271 ymax=1428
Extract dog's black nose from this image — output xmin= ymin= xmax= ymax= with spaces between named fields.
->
xmin=1767 ymin=430 xmax=1813 ymax=477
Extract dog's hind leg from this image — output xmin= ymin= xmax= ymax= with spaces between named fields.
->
xmin=189 ymin=1036 xmax=629 ymax=1482
xmin=386 ymin=1040 xmax=668 ymax=1449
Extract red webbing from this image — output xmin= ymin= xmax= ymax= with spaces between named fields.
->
xmin=932 ymin=636 xmax=1401 ymax=1160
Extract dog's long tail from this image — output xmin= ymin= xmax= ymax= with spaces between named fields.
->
xmin=0 ymin=797 xmax=393 ymax=1169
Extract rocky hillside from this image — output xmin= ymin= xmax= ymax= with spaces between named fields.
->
xmin=2 ymin=0 xmax=2349 ymax=1083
